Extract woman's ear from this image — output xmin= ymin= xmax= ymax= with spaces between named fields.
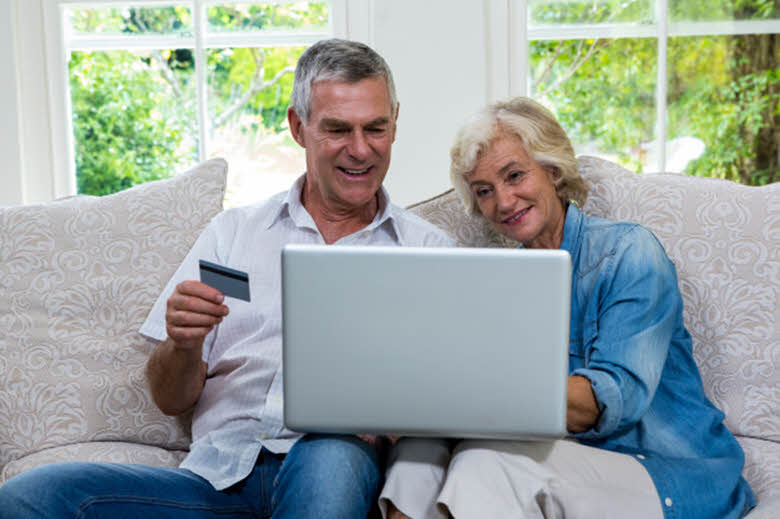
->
xmin=545 ymin=165 xmax=562 ymax=183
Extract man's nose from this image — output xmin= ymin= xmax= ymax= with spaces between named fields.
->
xmin=346 ymin=130 xmax=371 ymax=160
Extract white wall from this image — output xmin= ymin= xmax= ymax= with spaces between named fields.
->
xmin=1 ymin=0 xmax=507 ymax=207
xmin=0 ymin=0 xmax=24 ymax=206
xmin=370 ymin=0 xmax=490 ymax=206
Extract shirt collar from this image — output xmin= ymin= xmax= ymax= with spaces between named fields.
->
xmin=560 ymin=202 xmax=584 ymax=264
xmin=266 ymin=174 xmax=401 ymax=243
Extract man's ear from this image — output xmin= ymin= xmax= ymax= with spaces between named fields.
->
xmin=288 ymin=107 xmax=306 ymax=148
xmin=391 ymin=102 xmax=400 ymax=143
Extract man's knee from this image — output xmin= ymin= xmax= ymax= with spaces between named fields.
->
xmin=273 ymin=435 xmax=382 ymax=518
xmin=288 ymin=434 xmax=381 ymax=486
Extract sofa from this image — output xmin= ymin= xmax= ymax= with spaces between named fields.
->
xmin=1 ymin=156 xmax=777 ymax=516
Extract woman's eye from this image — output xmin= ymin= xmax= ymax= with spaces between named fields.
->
xmin=508 ymin=170 xmax=525 ymax=182
xmin=474 ymin=187 xmax=491 ymax=198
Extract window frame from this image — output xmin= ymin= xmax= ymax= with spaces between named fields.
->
xmin=19 ymin=0 xmax=779 ymax=203
xmin=41 ymin=0 xmax=354 ymax=199
xmin=488 ymin=0 xmax=778 ymax=173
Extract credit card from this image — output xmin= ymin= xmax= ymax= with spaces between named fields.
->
xmin=199 ymin=260 xmax=251 ymax=302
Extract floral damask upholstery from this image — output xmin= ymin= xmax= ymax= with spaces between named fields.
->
xmin=408 ymin=156 xmax=780 ymax=515
xmin=0 ymin=158 xmax=227 ymax=483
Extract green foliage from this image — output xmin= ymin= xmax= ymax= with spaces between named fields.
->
xmin=531 ymin=38 xmax=657 ymax=172
xmin=69 ymin=50 xmax=195 ymax=196
xmin=529 ymin=0 xmax=652 ymax=25
xmin=68 ymin=4 xmax=323 ymax=196
xmin=207 ymin=2 xmax=328 ymax=31
xmin=530 ymin=0 xmax=779 ymax=184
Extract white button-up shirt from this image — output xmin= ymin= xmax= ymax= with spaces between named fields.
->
xmin=140 ymin=175 xmax=453 ymax=490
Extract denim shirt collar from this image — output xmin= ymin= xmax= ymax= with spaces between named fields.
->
xmin=560 ymin=203 xmax=584 ymax=261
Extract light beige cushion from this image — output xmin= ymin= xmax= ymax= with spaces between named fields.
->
xmin=0 ymin=158 xmax=227 ymax=481
xmin=409 ymin=155 xmax=779 ymax=502
xmin=576 ymin=156 xmax=779 ymax=445
xmin=1 ymin=442 xmax=188 ymax=483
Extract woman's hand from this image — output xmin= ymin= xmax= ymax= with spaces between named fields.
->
xmin=566 ymin=375 xmax=600 ymax=433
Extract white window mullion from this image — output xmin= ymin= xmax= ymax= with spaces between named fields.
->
xmin=655 ymin=0 xmax=668 ymax=173
xmin=67 ymin=34 xmax=194 ymax=51
xmin=193 ymin=0 xmax=209 ymax=162
xmin=511 ymin=0 xmax=528 ymax=97
xmin=44 ymin=0 xmax=77 ymax=198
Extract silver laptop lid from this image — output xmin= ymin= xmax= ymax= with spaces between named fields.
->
xmin=282 ymin=244 xmax=571 ymax=439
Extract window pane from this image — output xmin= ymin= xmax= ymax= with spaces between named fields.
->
xmin=530 ymin=38 xmax=657 ymax=172
xmin=207 ymin=46 xmax=307 ymax=207
xmin=670 ymin=0 xmax=779 ymax=22
xmin=67 ymin=6 xmax=193 ymax=36
xmin=69 ymin=49 xmax=198 ymax=195
xmin=528 ymin=0 xmax=653 ymax=26
xmin=668 ymin=34 xmax=779 ymax=185
xmin=207 ymin=2 xmax=329 ymax=33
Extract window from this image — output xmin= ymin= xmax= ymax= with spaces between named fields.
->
xmin=526 ymin=0 xmax=778 ymax=185
xmin=53 ymin=1 xmax=331 ymax=205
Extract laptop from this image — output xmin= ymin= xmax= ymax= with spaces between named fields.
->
xmin=281 ymin=244 xmax=571 ymax=440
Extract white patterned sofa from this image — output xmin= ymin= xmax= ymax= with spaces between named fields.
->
xmin=1 ymin=156 xmax=777 ymax=517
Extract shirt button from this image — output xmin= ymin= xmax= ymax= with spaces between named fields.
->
xmin=665 ymin=497 xmax=673 ymax=507
xmin=636 ymin=454 xmax=646 ymax=460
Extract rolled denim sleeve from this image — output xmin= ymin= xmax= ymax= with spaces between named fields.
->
xmin=571 ymin=227 xmax=681 ymax=439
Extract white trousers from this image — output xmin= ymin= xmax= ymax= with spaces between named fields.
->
xmin=379 ymin=438 xmax=664 ymax=519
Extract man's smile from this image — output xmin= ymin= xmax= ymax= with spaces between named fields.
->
xmin=338 ymin=166 xmax=372 ymax=176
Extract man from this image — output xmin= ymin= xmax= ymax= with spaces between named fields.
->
xmin=0 ymin=39 xmax=452 ymax=518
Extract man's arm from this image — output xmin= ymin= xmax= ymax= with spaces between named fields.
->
xmin=146 ymin=280 xmax=229 ymax=416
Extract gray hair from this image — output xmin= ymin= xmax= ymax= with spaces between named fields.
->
xmin=450 ymin=97 xmax=588 ymax=215
xmin=290 ymin=38 xmax=398 ymax=123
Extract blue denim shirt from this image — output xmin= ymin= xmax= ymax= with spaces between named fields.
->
xmin=562 ymin=204 xmax=755 ymax=519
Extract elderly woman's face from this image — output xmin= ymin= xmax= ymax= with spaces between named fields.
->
xmin=468 ymin=131 xmax=566 ymax=249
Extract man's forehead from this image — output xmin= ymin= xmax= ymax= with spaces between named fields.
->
xmin=309 ymin=77 xmax=394 ymax=117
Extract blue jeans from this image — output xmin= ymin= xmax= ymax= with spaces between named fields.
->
xmin=0 ymin=434 xmax=381 ymax=519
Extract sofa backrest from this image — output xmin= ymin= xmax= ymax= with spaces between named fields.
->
xmin=409 ymin=156 xmax=779 ymax=444
xmin=0 ymin=159 xmax=227 ymax=473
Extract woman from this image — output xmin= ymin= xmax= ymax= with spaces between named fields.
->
xmin=379 ymin=97 xmax=755 ymax=519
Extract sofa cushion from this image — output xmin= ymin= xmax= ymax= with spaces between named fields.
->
xmin=0 ymin=158 xmax=227 ymax=475
xmin=576 ymin=156 xmax=779 ymax=445
xmin=1 ymin=442 xmax=188 ymax=484
xmin=738 ymin=435 xmax=780 ymax=502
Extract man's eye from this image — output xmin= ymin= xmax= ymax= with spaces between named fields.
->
xmin=367 ymin=127 xmax=386 ymax=133
xmin=328 ymin=128 xmax=348 ymax=134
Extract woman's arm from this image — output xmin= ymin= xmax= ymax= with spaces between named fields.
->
xmin=566 ymin=375 xmax=600 ymax=433
xmin=571 ymin=226 xmax=681 ymax=438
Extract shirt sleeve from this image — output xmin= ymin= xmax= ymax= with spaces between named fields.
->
xmin=138 ymin=211 xmax=230 ymax=362
xmin=571 ymin=226 xmax=682 ymax=439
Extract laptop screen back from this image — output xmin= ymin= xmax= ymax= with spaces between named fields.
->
xmin=282 ymin=244 xmax=571 ymax=439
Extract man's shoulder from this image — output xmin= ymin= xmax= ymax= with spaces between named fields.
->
xmin=213 ymin=190 xmax=289 ymax=230
xmin=389 ymin=203 xmax=454 ymax=247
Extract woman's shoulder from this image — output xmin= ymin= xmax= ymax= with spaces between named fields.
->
xmin=578 ymin=212 xmax=670 ymax=275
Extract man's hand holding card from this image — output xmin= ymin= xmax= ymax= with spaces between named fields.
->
xmin=198 ymin=260 xmax=251 ymax=302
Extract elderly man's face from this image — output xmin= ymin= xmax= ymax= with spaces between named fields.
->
xmin=289 ymin=77 xmax=397 ymax=215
